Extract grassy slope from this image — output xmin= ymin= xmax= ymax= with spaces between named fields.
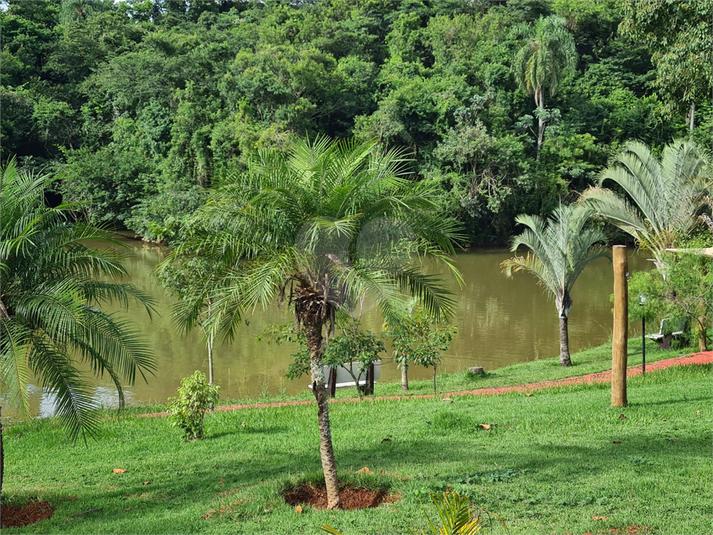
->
xmin=2 ymin=342 xmax=711 ymax=535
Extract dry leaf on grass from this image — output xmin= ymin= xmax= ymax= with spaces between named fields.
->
xmin=295 ymin=505 xmax=303 ymax=513
xmin=356 ymin=466 xmax=374 ymax=474
xmin=112 ymin=468 xmax=127 ymax=474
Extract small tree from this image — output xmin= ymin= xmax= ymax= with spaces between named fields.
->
xmin=388 ymin=307 xmax=457 ymax=395
xmin=274 ymin=316 xmax=385 ymax=400
xmin=629 ymin=242 xmax=712 ymax=351
xmin=501 ymin=204 xmax=609 ymax=366
xmin=166 ymin=371 xmax=220 ymax=440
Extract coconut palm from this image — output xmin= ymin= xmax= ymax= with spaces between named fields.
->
xmin=580 ymin=139 xmax=711 ymax=267
xmin=513 ymin=15 xmax=577 ymax=159
xmin=501 ymin=204 xmax=608 ymax=366
xmin=175 ymin=136 xmax=463 ymax=509
xmin=0 ymin=159 xmax=155 ymax=441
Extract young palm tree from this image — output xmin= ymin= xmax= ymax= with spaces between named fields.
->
xmin=501 ymin=204 xmax=608 ymax=366
xmin=176 ymin=137 xmax=463 ymax=509
xmin=513 ymin=15 xmax=577 ymax=159
xmin=581 ymin=139 xmax=711 ymax=267
xmin=0 ymin=159 xmax=155 ymax=440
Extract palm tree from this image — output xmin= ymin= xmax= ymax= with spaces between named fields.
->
xmin=501 ymin=204 xmax=608 ymax=366
xmin=176 ymin=137 xmax=463 ymax=509
xmin=0 ymin=159 xmax=155 ymax=440
xmin=580 ymin=139 xmax=711 ymax=267
xmin=513 ymin=15 xmax=577 ymax=159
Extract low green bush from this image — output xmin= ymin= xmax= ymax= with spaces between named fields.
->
xmin=166 ymin=371 xmax=219 ymax=440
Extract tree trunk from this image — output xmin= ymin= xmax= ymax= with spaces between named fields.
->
xmin=1 ymin=405 xmax=4 ymax=512
xmin=401 ymin=363 xmax=409 ymax=391
xmin=689 ymin=102 xmax=695 ymax=133
xmin=536 ymin=88 xmax=545 ymax=161
xmin=304 ymin=316 xmax=341 ymax=510
xmin=207 ymin=335 xmax=214 ymax=385
xmin=697 ymin=316 xmax=708 ymax=351
xmin=559 ymin=315 xmax=572 ymax=366
xmin=432 ymin=363 xmax=437 ymax=395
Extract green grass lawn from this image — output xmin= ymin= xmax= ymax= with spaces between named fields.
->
xmin=2 ymin=343 xmax=711 ymax=534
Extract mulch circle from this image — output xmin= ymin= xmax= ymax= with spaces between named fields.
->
xmin=283 ymin=483 xmax=398 ymax=510
xmin=1 ymin=500 xmax=55 ymax=528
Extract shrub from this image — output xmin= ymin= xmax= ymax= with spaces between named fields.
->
xmin=166 ymin=371 xmax=219 ymax=440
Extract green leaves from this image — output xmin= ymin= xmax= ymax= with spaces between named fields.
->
xmin=0 ymin=159 xmax=155 ymax=442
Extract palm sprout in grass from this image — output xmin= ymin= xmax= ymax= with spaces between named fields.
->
xmin=165 ymin=136 xmax=464 ymax=510
xmin=581 ymin=138 xmax=711 ymax=267
xmin=0 ymin=158 xmax=155 ymax=442
xmin=501 ymin=203 xmax=608 ymax=367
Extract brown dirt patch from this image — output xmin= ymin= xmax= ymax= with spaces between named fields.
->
xmin=283 ymin=483 xmax=398 ymax=510
xmin=1 ymin=500 xmax=55 ymax=528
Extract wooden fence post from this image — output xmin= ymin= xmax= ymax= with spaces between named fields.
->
xmin=612 ymin=245 xmax=628 ymax=407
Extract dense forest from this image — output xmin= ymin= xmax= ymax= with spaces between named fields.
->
xmin=2 ymin=0 xmax=711 ymax=245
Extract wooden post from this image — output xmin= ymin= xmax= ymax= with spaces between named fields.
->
xmin=612 ymin=245 xmax=628 ymax=407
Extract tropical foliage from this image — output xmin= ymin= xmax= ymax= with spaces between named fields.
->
xmin=0 ymin=159 xmax=155 ymax=440
xmin=3 ymin=0 xmax=709 ymax=246
xmin=581 ymin=139 xmax=711 ymax=266
xmin=164 ymin=136 xmax=463 ymax=509
xmin=501 ymin=204 xmax=609 ymax=366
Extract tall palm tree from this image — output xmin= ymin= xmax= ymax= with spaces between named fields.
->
xmin=580 ymin=139 xmax=711 ymax=267
xmin=0 ymin=159 xmax=155 ymax=440
xmin=513 ymin=15 xmax=577 ymax=159
xmin=501 ymin=204 xmax=608 ymax=366
xmin=174 ymin=137 xmax=463 ymax=509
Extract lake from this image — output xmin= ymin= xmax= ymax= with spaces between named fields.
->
xmin=17 ymin=237 xmax=651 ymax=416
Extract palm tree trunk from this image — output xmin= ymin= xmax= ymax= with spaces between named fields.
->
xmin=304 ymin=315 xmax=341 ymax=510
xmin=536 ymin=88 xmax=545 ymax=161
xmin=401 ymin=363 xmax=409 ymax=390
xmin=207 ymin=335 xmax=214 ymax=385
xmin=559 ymin=315 xmax=572 ymax=366
xmin=0 ymin=405 xmax=4 ymax=506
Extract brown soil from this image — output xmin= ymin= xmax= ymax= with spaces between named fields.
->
xmin=1 ymin=500 xmax=55 ymax=528
xmin=283 ymin=483 xmax=398 ymax=510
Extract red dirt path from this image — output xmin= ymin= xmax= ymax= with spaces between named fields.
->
xmin=140 ymin=351 xmax=712 ymax=417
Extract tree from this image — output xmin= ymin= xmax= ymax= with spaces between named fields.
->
xmin=388 ymin=305 xmax=456 ymax=394
xmin=179 ymin=136 xmax=463 ymax=509
xmin=513 ymin=15 xmax=577 ymax=159
xmin=0 ymin=160 xmax=155 ymax=491
xmin=501 ymin=204 xmax=608 ymax=366
xmin=620 ymin=0 xmax=713 ymax=133
xmin=580 ymin=139 xmax=711 ymax=267
xmin=629 ymin=245 xmax=712 ymax=352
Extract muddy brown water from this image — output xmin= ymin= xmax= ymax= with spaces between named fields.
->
xmin=12 ymin=237 xmax=651 ymax=417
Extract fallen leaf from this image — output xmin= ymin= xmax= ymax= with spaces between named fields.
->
xmin=525 ymin=393 xmax=533 ymax=397
xmin=593 ymin=516 xmax=609 ymax=521
xmin=696 ymin=410 xmax=701 ymax=414
xmin=143 ymin=481 xmax=151 ymax=485
xmin=618 ymin=414 xmax=627 ymax=419
xmin=295 ymin=505 xmax=302 ymax=513
xmin=356 ymin=466 xmax=374 ymax=474
xmin=613 ymin=440 xmax=622 ymax=444
xmin=241 ymin=422 xmax=246 ymax=427
xmin=124 ymin=508 xmax=132 ymax=512
xmin=113 ymin=468 xmax=127 ymax=474
xmin=442 ymin=397 xmax=453 ymax=402
xmin=478 ymin=424 xmax=491 ymax=430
